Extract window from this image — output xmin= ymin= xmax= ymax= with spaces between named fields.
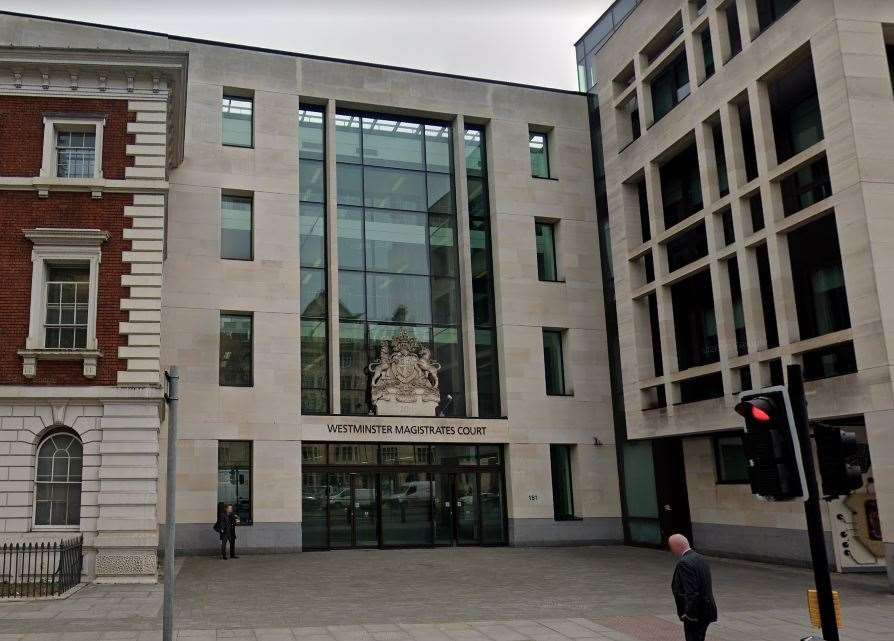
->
xmin=679 ymin=372 xmax=724 ymax=403
xmin=672 ymin=270 xmax=718 ymax=370
xmin=727 ymin=258 xmax=748 ymax=356
xmin=221 ymin=194 xmax=253 ymax=260
xmin=336 ymin=112 xmax=463 ymax=416
xmin=770 ymin=56 xmax=822 ymax=163
xmin=651 ymin=53 xmax=690 ymax=122
xmin=637 ymin=179 xmax=651 ymax=242
xmin=737 ymin=101 xmax=759 ymax=182
xmin=720 ymin=208 xmax=735 ymax=246
xmin=725 ymin=2 xmax=743 ymax=59
xmin=535 ymin=222 xmax=558 ymax=281
xmin=660 ymin=143 xmax=702 ymax=229
xmin=40 ymin=117 xmax=105 ymax=181
xmin=44 ymin=266 xmax=89 ymax=350
xmin=35 ymin=432 xmax=82 ymax=526
xmin=802 ymin=342 xmax=857 ymax=381
xmin=550 ymin=444 xmax=576 ymax=520
xmin=700 ymin=29 xmax=715 ymax=80
xmin=222 ymin=94 xmax=253 ymax=147
xmin=56 ymin=131 xmax=95 ymax=178
xmin=542 ymin=329 xmax=568 ymax=396
xmin=756 ymin=0 xmax=800 ymax=33
xmin=714 ymin=434 xmax=749 ymax=483
xmin=218 ymin=441 xmax=252 ymax=525
xmin=647 ymin=293 xmax=664 ymax=377
xmin=712 ymin=122 xmax=728 ymax=197
xmin=529 ymin=131 xmax=550 ymax=178
xmin=21 ymin=229 xmax=105 ymax=379
xmin=755 ymin=244 xmax=779 ymax=349
xmin=788 ymin=214 xmax=850 ymax=339
xmin=220 ymin=313 xmax=253 ymax=386
xmin=749 ymin=192 xmax=765 ymax=232
xmin=781 ymin=157 xmax=831 ymax=216
xmin=666 ymin=223 xmax=708 ymax=273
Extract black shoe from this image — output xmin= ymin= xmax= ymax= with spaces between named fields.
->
xmin=231 ymin=555 xmax=239 ymax=559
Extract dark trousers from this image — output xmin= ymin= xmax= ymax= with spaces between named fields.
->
xmin=684 ymin=622 xmax=709 ymax=641
xmin=220 ymin=536 xmax=235 ymax=558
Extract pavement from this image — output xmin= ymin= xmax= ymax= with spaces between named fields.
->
xmin=0 ymin=546 xmax=891 ymax=641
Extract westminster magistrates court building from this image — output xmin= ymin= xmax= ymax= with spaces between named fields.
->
xmin=0 ymin=1 xmax=892 ymax=591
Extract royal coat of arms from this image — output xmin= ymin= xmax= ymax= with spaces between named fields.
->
xmin=368 ymin=328 xmax=442 ymax=416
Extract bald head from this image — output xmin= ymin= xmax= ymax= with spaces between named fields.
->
xmin=668 ymin=534 xmax=691 ymax=558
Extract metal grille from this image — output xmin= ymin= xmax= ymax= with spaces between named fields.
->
xmin=0 ymin=536 xmax=83 ymax=598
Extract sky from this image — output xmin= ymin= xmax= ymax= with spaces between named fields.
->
xmin=1 ymin=0 xmax=614 ymax=90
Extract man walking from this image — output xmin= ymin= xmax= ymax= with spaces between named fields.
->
xmin=669 ymin=534 xmax=717 ymax=641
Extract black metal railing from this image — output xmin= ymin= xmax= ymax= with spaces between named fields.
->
xmin=0 ymin=536 xmax=83 ymax=598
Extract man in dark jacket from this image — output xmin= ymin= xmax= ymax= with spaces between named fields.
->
xmin=214 ymin=503 xmax=239 ymax=559
xmin=669 ymin=534 xmax=717 ymax=641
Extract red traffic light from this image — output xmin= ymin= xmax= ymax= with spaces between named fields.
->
xmin=735 ymin=396 xmax=775 ymax=423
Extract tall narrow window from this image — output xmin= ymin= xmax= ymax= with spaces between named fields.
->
xmin=299 ymin=106 xmax=328 ymax=414
xmin=220 ymin=312 xmax=253 ymax=386
xmin=535 ymin=222 xmax=558 ymax=282
xmin=222 ymin=94 xmax=253 ymax=148
xmin=651 ymin=52 xmax=690 ymax=122
xmin=727 ymin=258 xmax=748 ymax=356
xmin=56 ymin=130 xmax=96 ymax=178
xmin=755 ymin=245 xmax=779 ymax=348
xmin=712 ymin=122 xmax=728 ymax=197
xmin=672 ymin=270 xmax=718 ymax=370
xmin=44 ymin=266 xmax=89 ymax=350
xmin=700 ymin=29 xmax=715 ymax=80
xmin=529 ymin=131 xmax=550 ymax=178
xmin=466 ymin=127 xmax=501 ymax=417
xmin=35 ymin=432 xmax=82 ymax=526
xmin=336 ymin=113 xmax=463 ymax=416
xmin=221 ymin=194 xmax=253 ymax=260
xmin=660 ymin=142 xmax=702 ymax=229
xmin=637 ymin=179 xmax=651 ymax=243
xmin=725 ymin=2 xmax=743 ymax=58
xmin=542 ymin=329 xmax=568 ymax=396
xmin=550 ymin=444 xmax=576 ymax=520
xmin=738 ymin=101 xmax=759 ymax=182
xmin=218 ymin=441 xmax=252 ymax=525
xmin=770 ymin=56 xmax=822 ymax=163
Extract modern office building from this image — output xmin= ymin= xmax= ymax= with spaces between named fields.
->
xmin=0 ymin=11 xmax=621 ymax=581
xmin=577 ymin=0 xmax=893 ymax=588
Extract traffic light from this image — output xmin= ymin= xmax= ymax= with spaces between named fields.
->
xmin=814 ymin=427 xmax=863 ymax=499
xmin=735 ymin=388 xmax=807 ymax=501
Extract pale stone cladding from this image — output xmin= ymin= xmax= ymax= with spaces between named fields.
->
xmin=592 ymin=0 xmax=894 ymax=587
xmin=0 ymin=13 xmax=621 ymax=556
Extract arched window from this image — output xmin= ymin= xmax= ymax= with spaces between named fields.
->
xmin=34 ymin=432 xmax=82 ymax=526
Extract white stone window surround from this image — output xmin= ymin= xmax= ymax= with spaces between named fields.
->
xmin=19 ymin=229 xmax=109 ymax=378
xmin=39 ymin=114 xmax=106 ymax=182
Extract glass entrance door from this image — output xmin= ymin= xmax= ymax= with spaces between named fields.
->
xmin=327 ymin=472 xmax=378 ymax=548
xmin=432 ymin=473 xmax=480 ymax=545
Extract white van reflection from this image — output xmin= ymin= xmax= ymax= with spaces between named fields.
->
xmin=329 ymin=487 xmax=375 ymax=507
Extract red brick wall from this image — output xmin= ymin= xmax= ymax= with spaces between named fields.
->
xmin=0 ymin=96 xmax=134 ymax=179
xmin=0 ymin=192 xmax=132 ymax=386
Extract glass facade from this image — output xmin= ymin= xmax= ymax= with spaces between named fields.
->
xmin=218 ymin=441 xmax=253 ymax=524
xmin=465 ymin=127 xmax=501 ymax=418
xmin=302 ymin=443 xmax=505 ymax=549
xmin=335 ymin=113 xmax=463 ymax=416
xmin=575 ymin=0 xmax=642 ymax=92
xmin=299 ymin=105 xmax=329 ymax=414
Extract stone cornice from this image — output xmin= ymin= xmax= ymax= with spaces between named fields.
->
xmin=24 ymin=228 xmax=110 ymax=246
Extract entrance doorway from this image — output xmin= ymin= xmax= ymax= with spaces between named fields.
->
xmin=302 ymin=443 xmax=506 ymax=550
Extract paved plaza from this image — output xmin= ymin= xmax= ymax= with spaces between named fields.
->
xmin=0 ymin=546 xmax=891 ymax=640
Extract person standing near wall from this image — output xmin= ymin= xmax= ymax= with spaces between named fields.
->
xmin=669 ymin=534 xmax=717 ymax=641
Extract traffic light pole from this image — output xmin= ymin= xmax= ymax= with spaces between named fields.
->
xmin=787 ymin=364 xmax=839 ymax=641
xmin=163 ymin=366 xmax=180 ymax=641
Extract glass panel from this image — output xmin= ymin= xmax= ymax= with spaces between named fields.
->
xmin=381 ymin=445 xmax=431 ymax=465
xmin=218 ymin=441 xmax=252 ymax=525
xmin=543 ymin=330 xmax=566 ymax=395
xmin=623 ymin=441 xmax=659 ymax=520
xmin=335 ymin=113 xmax=362 ymax=163
xmin=365 ymin=209 xmax=428 ymax=275
xmin=382 ymin=472 xmax=433 ymax=546
xmin=425 ymin=124 xmax=452 ymax=173
xmin=464 ymin=128 xmax=484 ymax=177
xmin=301 ymin=319 xmax=328 ymax=414
xmin=363 ymin=167 xmax=427 ymax=212
xmin=362 ymin=117 xmax=424 ymax=170
xmin=219 ymin=313 xmax=252 ymax=386
xmin=455 ymin=472 xmax=480 ymax=544
xmin=298 ymin=107 xmax=325 ymax=160
xmin=339 ymin=322 xmax=369 ymax=415
xmin=354 ymin=473 xmax=379 ymax=547
xmin=716 ymin=435 xmax=749 ymax=482
xmin=479 ymin=445 xmax=501 ymax=466
xmin=337 ymin=163 xmax=364 ymax=207
xmin=468 ymin=177 xmax=488 ymax=217
xmin=302 ymin=443 xmax=327 ymax=464
xmin=429 ymin=214 xmax=458 ymax=277
xmin=475 ymin=329 xmax=500 ymax=417
xmin=299 ymin=159 xmax=325 ymax=203
xmin=536 ymin=222 xmax=558 ymax=281
xmin=300 ymin=268 xmax=326 ymax=318
xmin=221 ymin=195 xmax=252 ymax=260
xmin=432 ymin=445 xmax=477 ymax=466
xmin=434 ymin=326 xmax=463 ymax=417
xmin=427 ymin=173 xmax=455 ymax=214
xmin=480 ymin=471 xmax=505 ymax=544
xmin=431 ymin=278 xmax=460 ymax=325
xmin=338 ymin=271 xmax=365 ymax=320
xmin=302 ymin=471 xmax=328 ymax=548
xmin=366 ymin=273 xmax=431 ymax=324
xmin=222 ymin=96 xmax=253 ymax=147
xmin=338 ymin=206 xmax=364 ymax=270
xmin=329 ymin=443 xmax=378 ymax=465
xmin=368 ymin=324 xmax=431 ymax=355
xmin=529 ymin=133 xmax=549 ymax=178
xmin=550 ymin=445 xmax=575 ymax=519
xmin=432 ymin=473 xmax=453 ymax=545
xmin=299 ymin=202 xmax=326 ymax=268
xmin=328 ymin=472 xmax=352 ymax=549
xmin=56 ymin=130 xmax=96 ymax=178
